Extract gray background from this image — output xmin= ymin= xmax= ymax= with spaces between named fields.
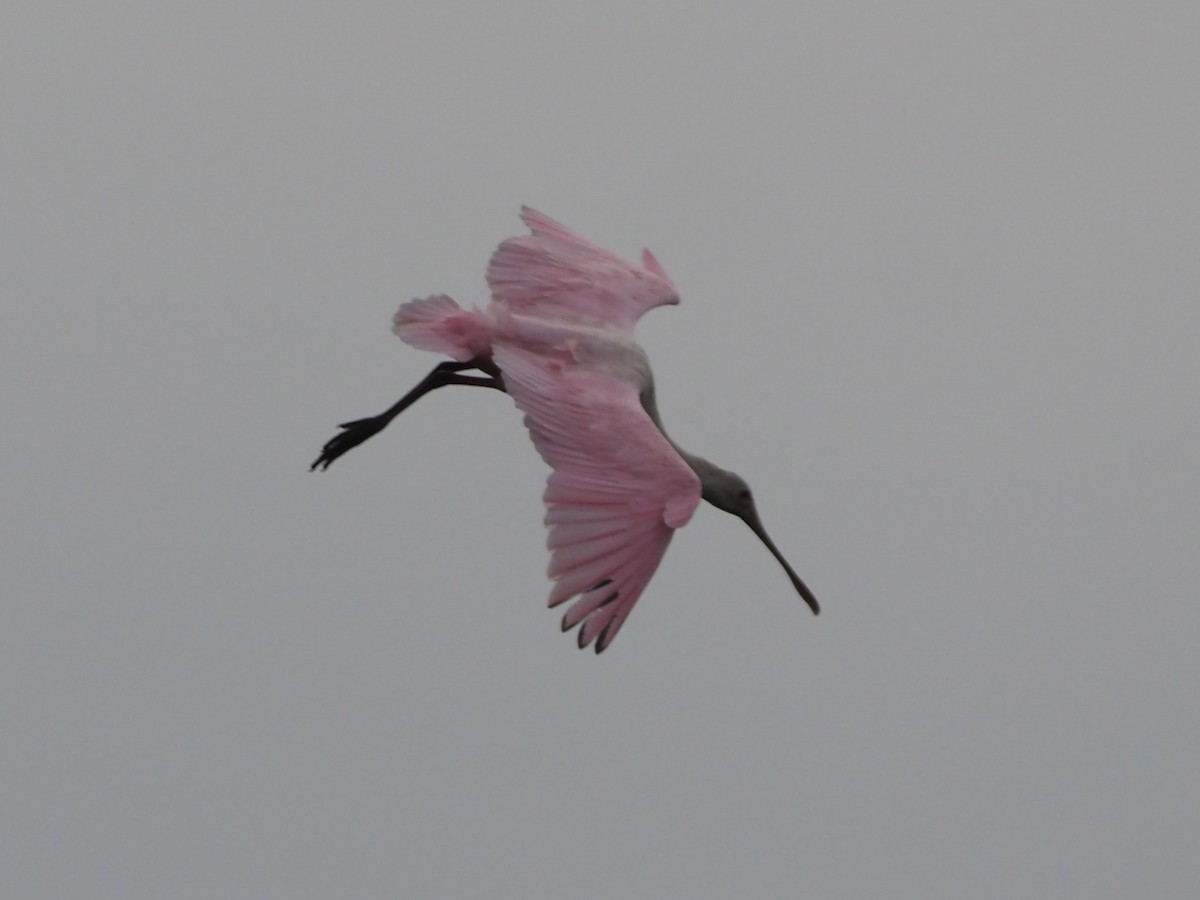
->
xmin=5 ymin=3 xmax=1198 ymax=897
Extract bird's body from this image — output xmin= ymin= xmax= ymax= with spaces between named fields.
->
xmin=314 ymin=207 xmax=819 ymax=652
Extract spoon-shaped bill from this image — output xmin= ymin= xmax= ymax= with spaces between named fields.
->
xmin=743 ymin=512 xmax=820 ymax=615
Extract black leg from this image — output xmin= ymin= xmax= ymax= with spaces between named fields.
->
xmin=310 ymin=358 xmax=504 ymax=470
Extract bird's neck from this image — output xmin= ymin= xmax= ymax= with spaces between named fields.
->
xmin=638 ymin=377 xmax=726 ymax=504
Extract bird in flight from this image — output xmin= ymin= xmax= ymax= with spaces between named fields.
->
xmin=312 ymin=207 xmax=819 ymax=652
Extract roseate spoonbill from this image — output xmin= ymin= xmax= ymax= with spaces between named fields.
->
xmin=312 ymin=207 xmax=819 ymax=652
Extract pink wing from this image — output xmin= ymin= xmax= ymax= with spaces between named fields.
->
xmin=493 ymin=344 xmax=702 ymax=652
xmin=486 ymin=207 xmax=680 ymax=334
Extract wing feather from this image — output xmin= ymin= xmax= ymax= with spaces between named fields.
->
xmin=546 ymin=519 xmax=630 ymax=550
xmin=547 ymin=527 xmax=648 ymax=576
xmin=486 ymin=207 xmax=680 ymax=334
xmin=493 ymin=343 xmax=701 ymax=651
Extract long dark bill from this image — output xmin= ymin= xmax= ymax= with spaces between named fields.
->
xmin=744 ymin=513 xmax=820 ymax=615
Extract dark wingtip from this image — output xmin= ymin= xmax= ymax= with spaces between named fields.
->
xmin=596 ymin=619 xmax=616 ymax=654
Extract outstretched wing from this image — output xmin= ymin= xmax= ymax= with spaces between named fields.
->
xmin=486 ymin=207 xmax=680 ymax=334
xmin=493 ymin=344 xmax=701 ymax=652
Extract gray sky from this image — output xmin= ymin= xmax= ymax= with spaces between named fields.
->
xmin=5 ymin=3 xmax=1198 ymax=897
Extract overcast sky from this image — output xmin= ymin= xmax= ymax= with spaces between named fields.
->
xmin=5 ymin=3 xmax=1199 ymax=898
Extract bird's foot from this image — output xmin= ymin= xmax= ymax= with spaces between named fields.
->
xmin=310 ymin=416 xmax=388 ymax=471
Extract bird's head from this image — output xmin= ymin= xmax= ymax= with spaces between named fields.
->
xmin=701 ymin=467 xmax=756 ymax=517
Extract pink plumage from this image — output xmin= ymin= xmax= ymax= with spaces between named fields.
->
xmin=494 ymin=343 xmax=701 ymax=650
xmin=485 ymin=206 xmax=680 ymax=334
xmin=391 ymin=294 xmax=490 ymax=362
xmin=317 ymin=207 xmax=819 ymax=653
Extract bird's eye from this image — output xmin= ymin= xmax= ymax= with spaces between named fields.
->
xmin=738 ymin=489 xmax=752 ymax=502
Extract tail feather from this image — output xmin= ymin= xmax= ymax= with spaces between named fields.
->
xmin=392 ymin=294 xmax=492 ymax=361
